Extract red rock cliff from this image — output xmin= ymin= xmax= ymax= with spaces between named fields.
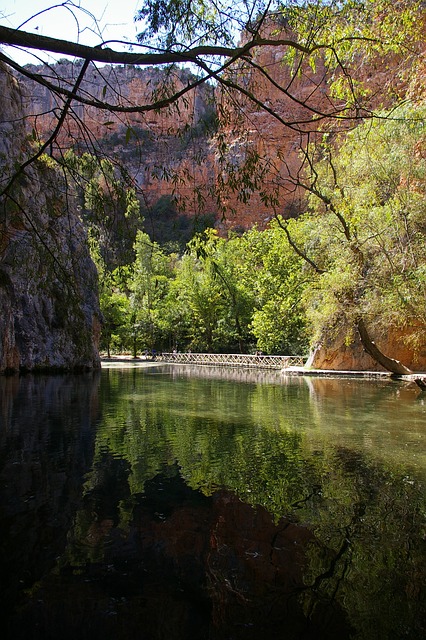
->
xmin=17 ymin=16 xmax=424 ymax=233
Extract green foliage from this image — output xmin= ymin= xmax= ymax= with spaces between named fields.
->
xmin=89 ymin=235 xmax=132 ymax=355
xmin=91 ymin=221 xmax=311 ymax=356
xmin=99 ymin=125 xmax=155 ymax=156
xmin=172 ymin=230 xmax=235 ymax=351
xmin=128 ymin=230 xmax=179 ymax=353
xmin=136 ymin=0 xmax=241 ymax=48
xmin=241 ymin=223 xmax=310 ymax=354
xmin=281 ymin=0 xmax=424 ymax=107
xmin=142 ymin=195 xmax=216 ymax=251
xmin=296 ymin=102 xmax=426 ymax=351
xmin=63 ymin=150 xmax=143 ymax=269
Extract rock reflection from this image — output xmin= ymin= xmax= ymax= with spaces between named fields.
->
xmin=0 ymin=373 xmax=100 ymax=628
xmin=0 ymin=369 xmax=425 ymax=639
xmin=6 ymin=465 xmax=351 ymax=639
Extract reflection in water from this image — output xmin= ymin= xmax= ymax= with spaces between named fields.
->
xmin=0 ymin=367 xmax=425 ymax=639
xmin=0 ymin=373 xmax=100 ymax=630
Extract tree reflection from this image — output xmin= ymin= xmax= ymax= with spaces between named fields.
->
xmin=1 ymin=369 xmax=425 ymax=639
xmin=72 ymin=369 xmax=426 ymax=638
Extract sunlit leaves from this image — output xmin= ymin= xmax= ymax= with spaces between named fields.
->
xmin=135 ymin=0 xmax=253 ymax=49
xmin=298 ymin=101 xmax=426 ymax=350
xmin=281 ymin=0 xmax=424 ymax=108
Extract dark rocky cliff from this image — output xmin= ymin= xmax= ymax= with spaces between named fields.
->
xmin=0 ymin=65 xmax=101 ymax=373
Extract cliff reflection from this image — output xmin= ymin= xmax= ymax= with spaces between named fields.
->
xmin=9 ymin=464 xmax=351 ymax=639
xmin=0 ymin=373 xmax=100 ymax=625
xmin=0 ymin=368 xmax=425 ymax=639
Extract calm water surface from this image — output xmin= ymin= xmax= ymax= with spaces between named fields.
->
xmin=0 ymin=365 xmax=425 ymax=639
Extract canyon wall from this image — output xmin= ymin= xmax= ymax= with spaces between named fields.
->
xmin=19 ymin=28 xmax=334 ymax=231
xmin=21 ymin=62 xmax=220 ymax=222
xmin=18 ymin=19 xmax=420 ymax=233
xmin=306 ymin=327 xmax=426 ymax=373
xmin=0 ymin=64 xmax=101 ymax=373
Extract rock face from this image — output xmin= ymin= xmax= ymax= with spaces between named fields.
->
xmin=307 ymin=327 xmax=426 ymax=372
xmin=0 ymin=65 xmax=101 ymax=373
xmin=18 ymin=33 xmax=336 ymax=231
xmin=18 ymin=19 xmax=423 ymax=234
xmin=20 ymin=62 xmax=219 ymax=220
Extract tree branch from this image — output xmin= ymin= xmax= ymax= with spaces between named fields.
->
xmin=0 ymin=25 xmax=306 ymax=66
xmin=274 ymin=216 xmax=326 ymax=275
xmin=0 ymin=25 xmax=385 ymax=67
xmin=357 ymin=318 xmax=412 ymax=375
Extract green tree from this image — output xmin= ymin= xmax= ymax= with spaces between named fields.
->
xmin=88 ymin=236 xmax=133 ymax=356
xmin=129 ymin=230 xmax=177 ymax=355
xmin=287 ymin=103 xmax=426 ymax=371
xmin=168 ymin=226 xmax=309 ymax=355
xmin=173 ymin=237 xmax=225 ymax=352
xmin=172 ymin=229 xmax=255 ymax=352
xmin=63 ymin=151 xmax=142 ymax=269
xmin=191 ymin=229 xmax=256 ymax=351
xmin=240 ymin=223 xmax=310 ymax=354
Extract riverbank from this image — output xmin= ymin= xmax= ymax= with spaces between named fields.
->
xmin=101 ymin=355 xmax=161 ymax=368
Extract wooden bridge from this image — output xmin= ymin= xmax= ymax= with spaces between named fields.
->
xmin=156 ymin=352 xmax=307 ymax=370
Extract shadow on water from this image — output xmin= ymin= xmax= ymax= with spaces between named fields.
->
xmin=0 ymin=368 xmax=425 ymax=639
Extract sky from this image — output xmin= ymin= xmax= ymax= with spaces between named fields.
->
xmin=0 ymin=0 xmax=144 ymax=65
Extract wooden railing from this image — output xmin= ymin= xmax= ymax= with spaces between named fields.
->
xmin=156 ymin=352 xmax=307 ymax=369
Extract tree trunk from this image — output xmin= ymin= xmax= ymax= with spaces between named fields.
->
xmin=415 ymin=377 xmax=426 ymax=390
xmin=356 ymin=319 xmax=412 ymax=375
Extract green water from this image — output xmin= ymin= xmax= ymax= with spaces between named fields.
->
xmin=1 ymin=365 xmax=425 ymax=639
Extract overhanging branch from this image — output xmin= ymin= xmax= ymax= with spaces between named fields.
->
xmin=0 ymin=25 xmax=382 ymax=67
xmin=357 ymin=318 xmax=412 ymax=375
xmin=0 ymin=25 xmax=301 ymax=65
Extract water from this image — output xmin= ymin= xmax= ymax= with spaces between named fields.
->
xmin=0 ymin=365 xmax=425 ymax=639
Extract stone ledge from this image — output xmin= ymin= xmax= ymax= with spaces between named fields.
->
xmin=283 ymin=367 xmax=426 ymax=386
